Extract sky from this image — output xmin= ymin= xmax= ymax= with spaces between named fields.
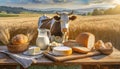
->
xmin=0 ymin=0 xmax=120 ymax=9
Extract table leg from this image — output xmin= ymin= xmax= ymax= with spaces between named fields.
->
xmin=82 ymin=65 xmax=120 ymax=69
xmin=20 ymin=66 xmax=27 ymax=69
xmin=82 ymin=65 xmax=100 ymax=69
xmin=101 ymin=65 xmax=120 ymax=69
xmin=0 ymin=65 xmax=17 ymax=69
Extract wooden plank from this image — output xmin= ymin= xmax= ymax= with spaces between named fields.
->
xmin=43 ymin=51 xmax=101 ymax=62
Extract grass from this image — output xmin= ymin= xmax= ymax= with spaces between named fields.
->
xmin=0 ymin=13 xmax=19 ymax=17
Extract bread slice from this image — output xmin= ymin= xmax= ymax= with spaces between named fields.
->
xmin=75 ymin=32 xmax=95 ymax=50
xmin=63 ymin=40 xmax=80 ymax=47
xmin=72 ymin=47 xmax=91 ymax=54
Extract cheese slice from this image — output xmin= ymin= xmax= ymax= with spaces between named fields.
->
xmin=52 ymin=46 xmax=72 ymax=56
xmin=28 ymin=47 xmax=40 ymax=55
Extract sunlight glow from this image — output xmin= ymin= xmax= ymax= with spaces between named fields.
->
xmin=113 ymin=0 xmax=120 ymax=4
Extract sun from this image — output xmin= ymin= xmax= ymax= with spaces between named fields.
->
xmin=113 ymin=0 xmax=120 ymax=4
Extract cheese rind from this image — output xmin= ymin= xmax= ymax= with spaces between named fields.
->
xmin=52 ymin=46 xmax=72 ymax=56
xmin=28 ymin=47 xmax=40 ymax=55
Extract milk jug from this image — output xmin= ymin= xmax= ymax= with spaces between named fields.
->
xmin=36 ymin=29 xmax=51 ymax=50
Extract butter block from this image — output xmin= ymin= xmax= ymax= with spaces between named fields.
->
xmin=28 ymin=47 xmax=40 ymax=55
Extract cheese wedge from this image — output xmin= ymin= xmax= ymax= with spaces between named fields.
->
xmin=52 ymin=46 xmax=72 ymax=56
xmin=28 ymin=47 xmax=40 ymax=55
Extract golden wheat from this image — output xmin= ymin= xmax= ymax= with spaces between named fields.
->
xmin=0 ymin=14 xmax=120 ymax=50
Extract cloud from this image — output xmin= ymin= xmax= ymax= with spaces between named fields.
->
xmin=0 ymin=0 xmax=119 ymax=9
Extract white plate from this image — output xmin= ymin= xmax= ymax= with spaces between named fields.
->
xmin=23 ymin=51 xmax=43 ymax=56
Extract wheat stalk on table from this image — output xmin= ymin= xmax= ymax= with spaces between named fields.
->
xmin=26 ymin=29 xmax=36 ymax=42
xmin=0 ymin=29 xmax=10 ymax=45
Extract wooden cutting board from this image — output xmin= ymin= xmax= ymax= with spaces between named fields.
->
xmin=43 ymin=51 xmax=101 ymax=62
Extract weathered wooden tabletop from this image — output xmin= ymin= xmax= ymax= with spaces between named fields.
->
xmin=0 ymin=46 xmax=120 ymax=69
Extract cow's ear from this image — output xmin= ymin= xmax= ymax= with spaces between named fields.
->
xmin=53 ymin=16 xmax=60 ymax=20
xmin=69 ymin=15 xmax=77 ymax=21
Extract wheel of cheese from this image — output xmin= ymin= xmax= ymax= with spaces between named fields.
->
xmin=52 ymin=46 xmax=72 ymax=56
xmin=75 ymin=32 xmax=95 ymax=50
xmin=72 ymin=47 xmax=90 ymax=54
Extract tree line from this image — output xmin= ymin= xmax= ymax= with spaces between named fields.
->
xmin=88 ymin=5 xmax=120 ymax=16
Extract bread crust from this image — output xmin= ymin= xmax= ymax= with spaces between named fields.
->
xmin=72 ymin=47 xmax=90 ymax=54
xmin=11 ymin=34 xmax=28 ymax=45
xmin=75 ymin=32 xmax=95 ymax=50
xmin=63 ymin=40 xmax=80 ymax=47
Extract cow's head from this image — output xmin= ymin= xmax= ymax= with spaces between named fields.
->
xmin=53 ymin=11 xmax=77 ymax=33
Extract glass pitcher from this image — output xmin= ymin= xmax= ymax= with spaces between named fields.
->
xmin=36 ymin=29 xmax=51 ymax=50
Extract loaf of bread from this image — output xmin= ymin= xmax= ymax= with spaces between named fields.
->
xmin=94 ymin=40 xmax=106 ymax=50
xmin=94 ymin=40 xmax=113 ymax=55
xmin=72 ymin=47 xmax=90 ymax=54
xmin=63 ymin=40 xmax=81 ymax=47
xmin=100 ymin=42 xmax=113 ymax=55
xmin=11 ymin=34 xmax=28 ymax=45
xmin=75 ymin=32 xmax=95 ymax=50
xmin=52 ymin=46 xmax=72 ymax=56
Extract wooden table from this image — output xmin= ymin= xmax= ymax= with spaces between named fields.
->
xmin=0 ymin=46 xmax=120 ymax=69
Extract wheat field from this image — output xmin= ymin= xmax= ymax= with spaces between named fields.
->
xmin=0 ymin=14 xmax=120 ymax=50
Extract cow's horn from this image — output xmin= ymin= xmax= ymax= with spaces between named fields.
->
xmin=68 ymin=10 xmax=73 ymax=15
xmin=56 ymin=12 xmax=60 ymax=15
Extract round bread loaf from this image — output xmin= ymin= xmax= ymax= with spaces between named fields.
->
xmin=94 ymin=40 xmax=106 ymax=50
xmin=100 ymin=42 xmax=113 ymax=55
xmin=11 ymin=34 xmax=28 ymax=45
xmin=94 ymin=40 xmax=113 ymax=55
xmin=72 ymin=47 xmax=90 ymax=54
xmin=75 ymin=32 xmax=95 ymax=50
xmin=52 ymin=46 xmax=72 ymax=56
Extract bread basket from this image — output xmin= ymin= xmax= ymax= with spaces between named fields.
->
xmin=7 ymin=42 xmax=29 ymax=53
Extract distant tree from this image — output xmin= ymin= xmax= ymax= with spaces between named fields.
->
xmin=104 ymin=8 xmax=113 ymax=14
xmin=1 ymin=11 xmax=7 ymax=14
xmin=92 ymin=8 xmax=99 ymax=15
xmin=92 ymin=8 xmax=104 ymax=15
xmin=87 ymin=12 xmax=92 ymax=16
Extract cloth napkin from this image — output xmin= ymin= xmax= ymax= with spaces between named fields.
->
xmin=0 ymin=50 xmax=43 ymax=68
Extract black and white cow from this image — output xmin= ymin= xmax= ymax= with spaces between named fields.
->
xmin=38 ymin=11 xmax=77 ymax=42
